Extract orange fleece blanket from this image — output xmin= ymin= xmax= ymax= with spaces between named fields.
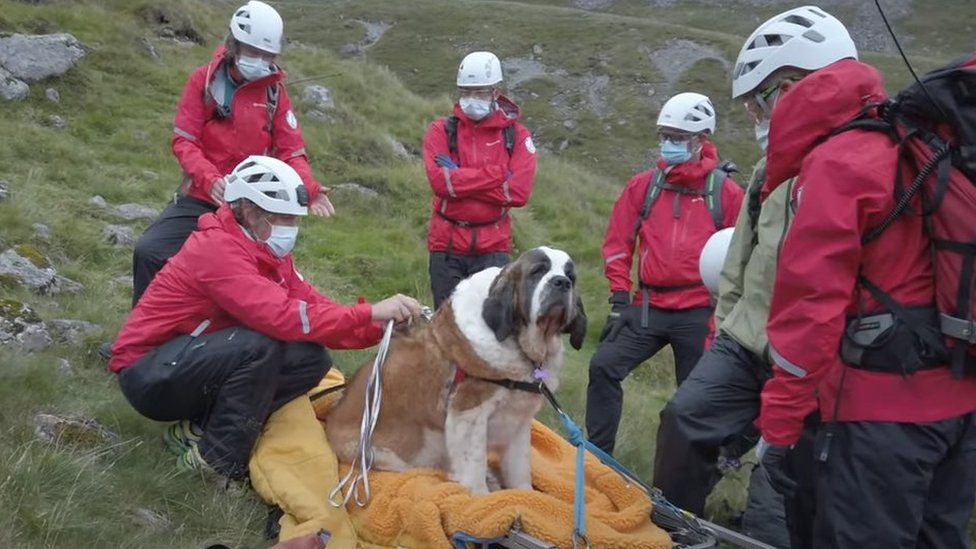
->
xmin=339 ymin=421 xmax=672 ymax=549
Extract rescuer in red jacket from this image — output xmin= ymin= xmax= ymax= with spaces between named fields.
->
xmin=422 ymin=51 xmax=538 ymax=309
xmin=585 ymin=92 xmax=744 ymax=455
xmin=111 ymin=156 xmax=422 ymax=479
xmin=758 ymin=54 xmax=976 ymax=548
xmin=131 ymin=1 xmax=335 ymax=308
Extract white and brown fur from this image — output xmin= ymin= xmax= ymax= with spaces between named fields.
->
xmin=325 ymin=246 xmax=586 ymax=494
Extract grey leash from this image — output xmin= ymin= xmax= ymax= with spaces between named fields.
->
xmin=328 ymin=306 xmax=434 ymax=508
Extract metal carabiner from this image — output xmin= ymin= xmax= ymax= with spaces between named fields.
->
xmin=571 ymin=531 xmax=591 ymax=549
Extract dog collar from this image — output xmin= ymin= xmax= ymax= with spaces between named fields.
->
xmin=451 ymin=362 xmax=544 ymax=394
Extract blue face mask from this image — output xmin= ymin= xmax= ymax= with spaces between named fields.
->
xmin=660 ymin=140 xmax=692 ymax=165
xmin=237 ymin=54 xmax=272 ymax=81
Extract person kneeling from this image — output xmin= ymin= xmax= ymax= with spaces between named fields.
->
xmin=108 ymin=155 xmax=422 ymax=480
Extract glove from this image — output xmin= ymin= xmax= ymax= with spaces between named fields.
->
xmin=434 ymin=154 xmax=459 ymax=170
xmin=758 ymin=438 xmax=797 ymax=498
xmin=598 ymin=291 xmax=631 ymax=343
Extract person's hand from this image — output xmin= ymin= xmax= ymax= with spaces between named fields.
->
xmin=598 ymin=291 xmax=631 ymax=343
xmin=309 ymin=191 xmax=335 ymax=217
xmin=210 ymin=176 xmax=227 ymax=206
xmin=371 ymin=294 xmax=423 ymax=327
xmin=434 ymin=154 xmax=459 ymax=170
xmin=757 ymin=438 xmax=797 ymax=498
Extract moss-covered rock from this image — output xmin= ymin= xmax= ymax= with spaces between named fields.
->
xmin=13 ymin=244 xmax=50 ymax=269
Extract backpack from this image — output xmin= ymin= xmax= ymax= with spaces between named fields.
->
xmin=837 ymin=54 xmax=976 ymax=377
xmin=444 ymin=115 xmax=516 ymax=157
xmin=630 ymin=161 xmax=735 ymax=241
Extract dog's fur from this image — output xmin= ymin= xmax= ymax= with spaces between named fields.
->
xmin=325 ymin=246 xmax=586 ymax=494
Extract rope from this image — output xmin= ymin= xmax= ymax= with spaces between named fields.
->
xmin=329 ymin=319 xmax=395 ymax=508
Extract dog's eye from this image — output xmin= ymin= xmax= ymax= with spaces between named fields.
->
xmin=531 ymin=264 xmax=548 ymax=277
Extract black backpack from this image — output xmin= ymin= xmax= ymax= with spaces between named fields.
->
xmin=444 ymin=115 xmax=516 ymax=157
xmin=834 ymin=54 xmax=976 ymax=377
xmin=630 ymin=161 xmax=736 ymax=240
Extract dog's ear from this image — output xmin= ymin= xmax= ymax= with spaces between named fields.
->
xmin=564 ymin=292 xmax=587 ymax=350
xmin=482 ymin=267 xmax=517 ymax=342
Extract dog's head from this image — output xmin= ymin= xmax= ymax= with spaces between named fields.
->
xmin=481 ymin=246 xmax=587 ymax=350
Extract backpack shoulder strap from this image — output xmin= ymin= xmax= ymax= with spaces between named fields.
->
xmin=503 ymin=125 xmax=516 ymax=156
xmin=266 ymin=83 xmax=280 ymax=134
xmin=747 ymin=164 xmax=767 ymax=236
xmin=444 ymin=116 xmax=459 ymax=154
xmin=632 ymin=170 xmax=666 ymax=241
xmin=706 ymin=168 xmax=725 ymax=230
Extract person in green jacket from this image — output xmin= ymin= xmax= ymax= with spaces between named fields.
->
xmin=651 ymin=6 xmax=858 ymax=547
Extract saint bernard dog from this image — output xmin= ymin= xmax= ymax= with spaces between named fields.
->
xmin=326 ymin=246 xmax=586 ymax=494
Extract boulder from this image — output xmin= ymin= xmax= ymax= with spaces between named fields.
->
xmin=45 ymin=319 xmax=103 ymax=346
xmin=0 ymin=33 xmax=86 ymax=82
xmin=111 ymin=203 xmax=159 ymax=221
xmin=0 ymin=66 xmax=28 ymax=101
xmin=33 ymin=413 xmax=118 ymax=446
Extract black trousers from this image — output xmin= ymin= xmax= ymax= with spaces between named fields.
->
xmin=652 ymin=333 xmax=769 ymax=515
xmin=429 ymin=251 xmax=509 ymax=310
xmin=813 ymin=415 xmax=976 ymax=549
xmin=118 ymin=327 xmax=330 ymax=479
xmin=132 ymin=196 xmax=216 ymax=306
xmin=585 ymin=304 xmax=711 ymax=455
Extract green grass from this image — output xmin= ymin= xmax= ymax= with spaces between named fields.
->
xmin=0 ymin=0 xmax=973 ymax=547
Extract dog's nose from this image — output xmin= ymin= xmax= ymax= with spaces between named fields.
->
xmin=551 ymin=275 xmax=572 ymax=292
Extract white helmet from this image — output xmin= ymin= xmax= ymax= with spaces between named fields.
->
xmin=457 ymin=51 xmax=503 ymax=88
xmin=229 ymin=1 xmax=283 ymax=55
xmin=657 ymin=92 xmax=717 ymax=134
xmin=699 ymin=228 xmax=735 ymax=294
xmin=224 ymin=155 xmax=308 ymax=216
xmin=732 ymin=5 xmax=857 ymax=99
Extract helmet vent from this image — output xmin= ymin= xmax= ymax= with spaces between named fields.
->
xmin=803 ymin=29 xmax=826 ymax=43
xmin=784 ymin=14 xmax=814 ymax=28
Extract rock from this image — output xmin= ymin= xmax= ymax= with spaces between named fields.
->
xmin=45 ymin=319 xmax=102 ymax=346
xmin=0 ymin=180 xmax=9 ymax=201
xmin=333 ymin=183 xmax=379 ymax=199
xmin=339 ymin=43 xmax=362 ymax=58
xmin=110 ymin=275 xmax=133 ymax=290
xmin=32 ymin=223 xmax=51 ymax=240
xmin=57 ymin=358 xmax=72 ymax=376
xmin=0 ymin=299 xmax=41 ymax=346
xmin=111 ymin=203 xmax=159 ymax=221
xmin=563 ymin=119 xmax=576 ymax=130
xmin=302 ymin=85 xmax=334 ymax=110
xmin=47 ymin=114 xmax=65 ymax=128
xmin=0 ymin=247 xmax=83 ymax=295
xmin=17 ymin=323 xmax=51 ymax=352
xmin=306 ymin=109 xmax=328 ymax=122
xmin=88 ymin=195 xmax=107 ymax=208
xmin=387 ymin=137 xmax=411 ymax=159
xmin=559 ymin=140 xmax=570 ymax=152
xmin=141 ymin=170 xmax=158 ymax=180
xmin=532 ymin=44 xmax=544 ymax=56
xmin=44 ymin=87 xmax=59 ymax=103
xmin=33 ymin=413 xmax=118 ymax=446
xmin=0 ymin=33 xmax=86 ymax=82
xmin=0 ymin=66 xmax=29 ymax=101
xmin=141 ymin=37 xmax=159 ymax=60
xmin=103 ymin=224 xmax=135 ymax=247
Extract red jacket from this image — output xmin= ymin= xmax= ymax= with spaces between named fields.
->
xmin=601 ymin=141 xmax=744 ymax=309
xmin=760 ymin=59 xmax=976 ymax=446
xmin=172 ymin=46 xmax=322 ymax=205
xmin=423 ymin=96 xmax=537 ymax=255
xmin=109 ymin=206 xmax=382 ymax=373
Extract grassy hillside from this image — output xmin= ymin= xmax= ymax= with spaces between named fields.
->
xmin=0 ymin=0 xmax=972 ymax=547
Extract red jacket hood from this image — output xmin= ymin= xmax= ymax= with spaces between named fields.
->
xmin=198 ymin=205 xmax=284 ymax=267
xmin=763 ymin=59 xmax=887 ymax=195
xmin=452 ymin=94 xmax=522 ymax=129
xmin=207 ymin=44 xmax=285 ymax=85
xmin=656 ymin=139 xmax=720 ymax=187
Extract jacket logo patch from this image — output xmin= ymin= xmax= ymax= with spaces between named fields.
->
xmin=524 ymin=137 xmax=536 ymax=155
xmin=286 ymin=110 xmax=298 ymax=129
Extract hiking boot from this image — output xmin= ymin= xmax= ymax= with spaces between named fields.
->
xmin=163 ymin=420 xmax=203 ymax=456
xmin=96 ymin=341 xmax=113 ymax=363
xmin=176 ymin=443 xmax=216 ymax=475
